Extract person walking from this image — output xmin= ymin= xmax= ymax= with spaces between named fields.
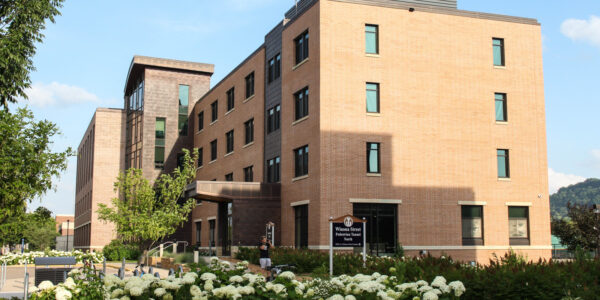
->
xmin=258 ymin=236 xmax=272 ymax=269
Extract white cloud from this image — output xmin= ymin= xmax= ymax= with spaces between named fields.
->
xmin=22 ymin=82 xmax=101 ymax=107
xmin=561 ymin=15 xmax=600 ymax=48
xmin=548 ymin=168 xmax=586 ymax=194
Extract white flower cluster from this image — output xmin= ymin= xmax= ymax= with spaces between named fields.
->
xmin=0 ymin=250 xmax=104 ymax=265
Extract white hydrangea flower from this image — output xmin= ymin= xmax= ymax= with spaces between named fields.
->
xmin=55 ymin=286 xmax=72 ymax=300
xmin=448 ymin=281 xmax=466 ymax=297
xmin=278 ymin=271 xmax=295 ymax=280
xmin=327 ymin=294 xmax=344 ymax=300
xmin=190 ymin=285 xmax=202 ymax=296
xmin=38 ymin=280 xmax=54 ymax=290
xmin=200 ymin=272 xmax=217 ymax=281
xmin=111 ymin=288 xmax=124 ymax=298
xmin=430 ymin=276 xmax=446 ymax=288
xmin=229 ymin=275 xmax=243 ymax=284
xmin=183 ymin=273 xmax=198 ymax=284
xmin=344 ymin=295 xmax=357 ymax=300
xmin=238 ymin=286 xmax=255 ymax=295
xmin=418 ymin=285 xmax=433 ymax=293
xmin=129 ymin=286 xmax=144 ymax=296
xmin=154 ymin=288 xmax=167 ymax=297
xmin=422 ymin=291 xmax=439 ymax=300
xmin=64 ymin=277 xmax=76 ymax=289
xmin=204 ymin=281 xmax=214 ymax=292
xmin=416 ymin=280 xmax=428 ymax=287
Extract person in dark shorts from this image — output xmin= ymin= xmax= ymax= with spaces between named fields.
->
xmin=258 ymin=236 xmax=272 ymax=269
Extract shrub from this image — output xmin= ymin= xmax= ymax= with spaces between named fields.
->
xmin=102 ymin=240 xmax=141 ymax=261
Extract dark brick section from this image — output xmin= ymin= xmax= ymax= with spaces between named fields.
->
xmin=284 ymin=0 xmax=319 ymax=20
xmin=263 ymin=23 xmax=283 ymax=181
xmin=232 ymin=192 xmax=281 ymax=247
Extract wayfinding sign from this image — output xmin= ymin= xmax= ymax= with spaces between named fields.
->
xmin=329 ymin=215 xmax=366 ymax=276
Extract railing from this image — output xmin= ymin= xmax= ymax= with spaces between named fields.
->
xmin=0 ymin=262 xmax=6 ymax=291
xmin=146 ymin=241 xmax=190 ymax=263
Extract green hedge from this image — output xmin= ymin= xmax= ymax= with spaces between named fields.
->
xmin=236 ymin=247 xmax=600 ymax=299
xmin=102 ymin=240 xmax=141 ymax=261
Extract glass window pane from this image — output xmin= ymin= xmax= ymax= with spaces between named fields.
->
xmin=367 ymin=89 xmax=378 ymax=112
xmin=497 ymin=155 xmax=507 ymax=178
xmin=462 ymin=218 xmax=482 ymax=238
xmin=155 ymin=147 xmax=164 ymax=163
xmin=366 ymin=25 xmax=378 ymax=54
xmin=509 ymin=219 xmax=528 ymax=238
xmin=509 ymin=207 xmax=527 ymax=218
xmin=155 ymin=118 xmax=165 ymax=138
xmin=179 ymin=85 xmax=189 ymax=106
xmin=495 ymin=100 xmax=505 ymax=121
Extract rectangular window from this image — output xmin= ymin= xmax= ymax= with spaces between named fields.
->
xmin=154 ymin=118 xmax=165 ymax=169
xmin=210 ymin=139 xmax=217 ymax=161
xmin=244 ymin=165 xmax=253 ymax=182
xmin=497 ymin=149 xmax=510 ymax=178
xmin=267 ymin=54 xmax=282 ymax=83
xmin=245 ymin=72 xmax=254 ymax=99
xmin=275 ymin=54 xmax=281 ymax=79
xmin=195 ymin=221 xmax=201 ymax=246
xmin=367 ymin=142 xmax=380 ymax=174
xmin=461 ymin=206 xmax=483 ymax=245
xmin=226 ymin=130 xmax=234 ymax=154
xmin=227 ymin=88 xmax=235 ymax=111
xmin=267 ymin=157 xmax=280 ymax=183
xmin=365 ymin=24 xmax=379 ymax=54
xmin=366 ymin=83 xmax=380 ymax=113
xmin=294 ymin=87 xmax=309 ymax=120
xmin=509 ymin=206 xmax=529 ymax=245
xmin=294 ymin=145 xmax=309 ymax=177
xmin=209 ymin=220 xmax=215 ymax=247
xmin=197 ymin=147 xmax=203 ymax=168
xmin=493 ymin=38 xmax=505 ymax=66
xmin=267 ymin=104 xmax=281 ymax=133
xmin=198 ymin=111 xmax=204 ymax=131
xmin=211 ymin=100 xmax=218 ymax=122
xmin=179 ymin=85 xmax=189 ymax=135
xmin=295 ymin=30 xmax=309 ymax=64
xmin=244 ymin=118 xmax=254 ymax=144
xmin=495 ymin=93 xmax=507 ymax=122
xmin=225 ymin=173 xmax=233 ymax=181
xmin=294 ymin=205 xmax=308 ymax=248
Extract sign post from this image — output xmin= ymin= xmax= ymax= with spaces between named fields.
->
xmin=329 ymin=215 xmax=367 ymax=276
xmin=266 ymin=222 xmax=275 ymax=246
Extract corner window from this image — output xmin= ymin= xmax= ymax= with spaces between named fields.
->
xmin=226 ymin=130 xmax=234 ymax=154
xmin=509 ymin=206 xmax=529 ymax=245
xmin=178 ymin=85 xmax=189 ymax=135
xmin=493 ymin=38 xmax=505 ymax=66
xmin=294 ymin=145 xmax=309 ymax=178
xmin=198 ymin=111 xmax=204 ymax=131
xmin=245 ymin=72 xmax=255 ymax=99
xmin=211 ymin=100 xmax=218 ymax=122
xmin=461 ymin=206 xmax=483 ymax=245
xmin=227 ymin=88 xmax=235 ymax=111
xmin=295 ymin=30 xmax=309 ymax=64
xmin=294 ymin=87 xmax=309 ymax=120
xmin=497 ymin=149 xmax=509 ymax=178
xmin=365 ymin=24 xmax=379 ymax=54
xmin=267 ymin=157 xmax=280 ymax=183
xmin=267 ymin=104 xmax=281 ymax=133
xmin=154 ymin=118 xmax=166 ymax=169
xmin=244 ymin=118 xmax=254 ymax=144
xmin=366 ymin=83 xmax=380 ymax=113
xmin=367 ymin=142 xmax=380 ymax=174
xmin=244 ymin=165 xmax=253 ymax=182
xmin=210 ymin=139 xmax=217 ymax=161
xmin=495 ymin=93 xmax=507 ymax=122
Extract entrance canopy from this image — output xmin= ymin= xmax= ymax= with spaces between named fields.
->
xmin=185 ymin=181 xmax=280 ymax=203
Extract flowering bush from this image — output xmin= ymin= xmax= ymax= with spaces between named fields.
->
xmin=28 ymin=257 xmax=465 ymax=300
xmin=0 ymin=250 xmax=104 ymax=265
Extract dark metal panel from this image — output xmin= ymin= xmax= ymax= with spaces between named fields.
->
xmin=263 ymin=23 xmax=283 ymax=181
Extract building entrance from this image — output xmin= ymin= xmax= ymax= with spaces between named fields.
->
xmin=353 ymin=203 xmax=397 ymax=256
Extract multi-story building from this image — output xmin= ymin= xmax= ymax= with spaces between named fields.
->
xmin=55 ymin=214 xmax=74 ymax=251
xmin=75 ymin=0 xmax=550 ymax=263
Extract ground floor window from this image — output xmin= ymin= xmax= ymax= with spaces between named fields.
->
xmin=195 ymin=221 xmax=201 ymax=246
xmin=509 ymin=206 xmax=530 ymax=245
xmin=461 ymin=205 xmax=483 ymax=245
xmin=294 ymin=205 xmax=308 ymax=248
xmin=353 ymin=203 xmax=397 ymax=256
xmin=209 ymin=220 xmax=216 ymax=248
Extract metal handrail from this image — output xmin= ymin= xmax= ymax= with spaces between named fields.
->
xmin=0 ymin=262 xmax=6 ymax=290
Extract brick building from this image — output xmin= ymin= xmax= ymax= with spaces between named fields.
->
xmin=75 ymin=0 xmax=551 ymax=263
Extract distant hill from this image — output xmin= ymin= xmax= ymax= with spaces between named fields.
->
xmin=550 ymin=178 xmax=600 ymax=219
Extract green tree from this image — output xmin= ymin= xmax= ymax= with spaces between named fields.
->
xmin=24 ymin=206 xmax=58 ymax=250
xmin=552 ymin=202 xmax=600 ymax=256
xmin=0 ymin=107 xmax=73 ymax=231
xmin=0 ymin=0 xmax=65 ymax=108
xmin=97 ymin=149 xmax=199 ymax=251
xmin=550 ymin=178 xmax=600 ymax=219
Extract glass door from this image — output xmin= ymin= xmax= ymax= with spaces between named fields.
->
xmin=353 ymin=203 xmax=397 ymax=256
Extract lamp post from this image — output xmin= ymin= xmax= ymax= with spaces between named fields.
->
xmin=66 ymin=220 xmax=70 ymax=252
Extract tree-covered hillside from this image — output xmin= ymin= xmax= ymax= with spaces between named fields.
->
xmin=550 ymin=178 xmax=600 ymax=219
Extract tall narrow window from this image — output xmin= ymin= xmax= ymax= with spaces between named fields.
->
xmin=210 ymin=139 xmax=217 ymax=161
xmin=509 ymin=206 xmax=529 ymax=245
xmin=211 ymin=100 xmax=218 ymax=122
xmin=294 ymin=87 xmax=309 ymax=120
xmin=493 ymin=38 xmax=505 ymax=66
xmin=267 ymin=157 xmax=280 ymax=183
xmin=244 ymin=118 xmax=254 ymax=144
xmin=267 ymin=105 xmax=281 ymax=133
xmin=275 ymin=54 xmax=281 ymax=79
xmin=225 ymin=173 xmax=233 ymax=181
xmin=245 ymin=72 xmax=255 ymax=99
xmin=209 ymin=220 xmax=215 ymax=247
xmin=179 ymin=85 xmax=189 ymax=135
xmin=226 ymin=130 xmax=234 ymax=154
xmin=462 ymin=206 xmax=483 ymax=245
xmin=495 ymin=93 xmax=507 ymax=122
xmin=195 ymin=221 xmax=201 ymax=246
xmin=367 ymin=142 xmax=380 ymax=174
xmin=365 ymin=24 xmax=379 ymax=54
xmin=227 ymin=88 xmax=235 ymax=111
xmin=197 ymin=147 xmax=203 ymax=168
xmin=497 ymin=149 xmax=509 ymax=178
xmin=268 ymin=58 xmax=275 ymax=83
xmin=244 ymin=166 xmax=253 ymax=182
xmin=294 ymin=145 xmax=309 ymax=177
xmin=294 ymin=205 xmax=308 ymax=248
xmin=295 ymin=30 xmax=309 ymax=64
xmin=198 ymin=111 xmax=204 ymax=131
xmin=154 ymin=118 xmax=165 ymax=169
xmin=366 ymin=83 xmax=380 ymax=113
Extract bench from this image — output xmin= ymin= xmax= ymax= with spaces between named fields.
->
xmin=34 ymin=257 xmax=76 ymax=286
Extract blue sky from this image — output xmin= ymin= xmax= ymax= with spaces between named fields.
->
xmin=10 ymin=0 xmax=599 ymax=215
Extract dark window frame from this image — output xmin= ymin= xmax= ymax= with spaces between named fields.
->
xmin=497 ymin=149 xmax=510 ymax=178
xmin=244 ymin=165 xmax=253 ymax=182
xmin=366 ymin=82 xmax=380 ymax=113
xmin=493 ymin=38 xmax=505 ymax=66
xmin=195 ymin=221 xmax=202 ymax=246
xmin=295 ymin=30 xmax=309 ymax=64
xmin=365 ymin=24 xmax=379 ymax=54
xmin=211 ymin=100 xmax=218 ymax=122
xmin=154 ymin=117 xmax=166 ymax=169
xmin=367 ymin=142 xmax=381 ymax=174
xmin=245 ymin=72 xmax=255 ymax=99
xmin=198 ymin=111 xmax=204 ymax=131
xmin=294 ymin=145 xmax=309 ymax=178
xmin=226 ymin=130 xmax=234 ymax=154
xmin=267 ymin=156 xmax=281 ymax=183
xmin=244 ymin=118 xmax=254 ymax=145
xmin=225 ymin=173 xmax=233 ymax=182
xmin=267 ymin=104 xmax=281 ymax=133
xmin=495 ymin=93 xmax=507 ymax=122
xmin=178 ymin=85 xmax=189 ymax=136
xmin=294 ymin=204 xmax=308 ymax=248
xmin=227 ymin=88 xmax=235 ymax=111
xmin=197 ymin=147 xmax=203 ymax=168
xmin=294 ymin=87 xmax=309 ymax=121
xmin=210 ymin=139 xmax=217 ymax=161
xmin=508 ymin=206 xmax=530 ymax=245
xmin=461 ymin=205 xmax=484 ymax=246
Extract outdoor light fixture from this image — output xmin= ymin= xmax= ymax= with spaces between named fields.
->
xmin=409 ymin=7 xmax=415 ymax=12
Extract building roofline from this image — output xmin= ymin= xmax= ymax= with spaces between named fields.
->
xmin=124 ymin=56 xmax=215 ymax=93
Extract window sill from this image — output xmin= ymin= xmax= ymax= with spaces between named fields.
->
xmin=196 ymin=129 xmax=204 ymax=135
xmin=209 ymin=159 xmax=217 ymax=164
xmin=505 ymin=202 xmax=532 ymax=206
xmin=243 ymin=95 xmax=255 ymax=103
xmin=292 ymin=115 xmax=309 ymax=126
xmin=493 ymin=65 xmax=506 ymax=69
xmin=367 ymin=173 xmax=381 ymax=177
xmin=365 ymin=53 xmax=380 ymax=58
xmin=210 ymin=120 xmax=218 ymax=126
xmin=498 ymin=177 xmax=511 ymax=182
xmin=292 ymin=175 xmax=309 ymax=182
xmin=366 ymin=112 xmax=381 ymax=117
xmin=458 ymin=201 xmax=487 ymax=206
xmin=196 ymin=166 xmax=203 ymax=170
xmin=495 ymin=121 xmax=508 ymax=125
xmin=243 ymin=141 xmax=255 ymax=149
xmin=225 ymin=108 xmax=235 ymax=116
xmin=292 ymin=58 xmax=309 ymax=71
xmin=224 ymin=151 xmax=234 ymax=158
